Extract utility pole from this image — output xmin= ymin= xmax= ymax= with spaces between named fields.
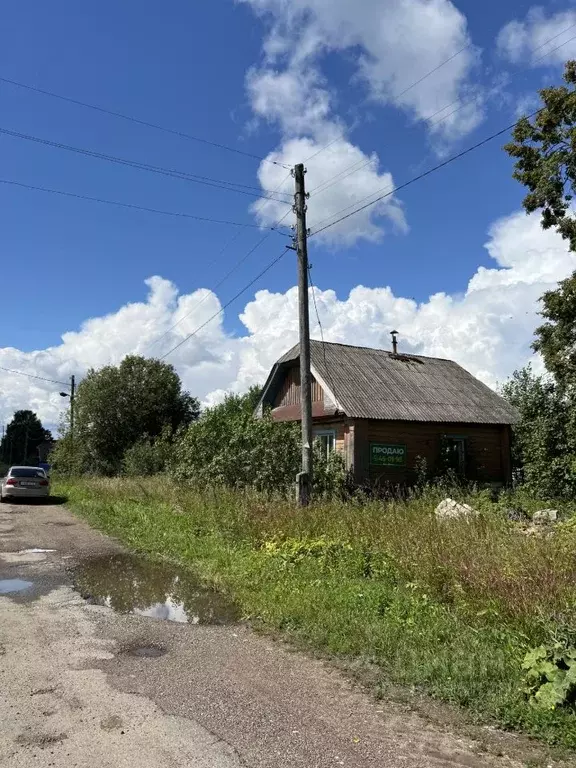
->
xmin=70 ymin=374 xmax=76 ymax=441
xmin=294 ymin=163 xmax=313 ymax=506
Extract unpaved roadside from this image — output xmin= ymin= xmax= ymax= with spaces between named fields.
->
xmin=0 ymin=501 xmax=558 ymax=767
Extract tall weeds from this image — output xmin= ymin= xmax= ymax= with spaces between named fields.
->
xmin=58 ymin=476 xmax=576 ymax=747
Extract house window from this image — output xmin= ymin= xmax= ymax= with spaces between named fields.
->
xmin=314 ymin=429 xmax=336 ymax=459
xmin=442 ymin=436 xmax=467 ymax=475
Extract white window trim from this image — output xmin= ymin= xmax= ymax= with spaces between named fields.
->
xmin=314 ymin=429 xmax=337 ymax=458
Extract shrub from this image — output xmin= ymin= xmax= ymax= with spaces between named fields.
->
xmin=122 ymin=428 xmax=174 ymax=476
xmin=171 ymin=392 xmax=301 ymax=494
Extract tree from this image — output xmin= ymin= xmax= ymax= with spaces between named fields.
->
xmin=505 ymin=60 xmax=576 ymax=250
xmin=171 ymin=389 xmax=301 ymax=494
xmin=501 ymin=367 xmax=576 ymax=498
xmin=532 ymin=273 xmax=576 ymax=386
xmin=0 ymin=410 xmax=51 ymax=466
xmin=505 ymin=61 xmax=576 ymax=386
xmin=53 ymin=355 xmax=199 ymax=475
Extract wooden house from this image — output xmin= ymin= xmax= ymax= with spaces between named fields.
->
xmin=256 ymin=340 xmax=517 ymax=487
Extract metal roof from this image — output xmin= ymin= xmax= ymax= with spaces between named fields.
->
xmin=272 ymin=341 xmax=517 ymax=424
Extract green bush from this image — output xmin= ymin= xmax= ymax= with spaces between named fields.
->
xmin=170 ymin=390 xmax=349 ymax=498
xmin=122 ymin=428 xmax=174 ymax=476
xmin=171 ymin=393 xmax=301 ymax=494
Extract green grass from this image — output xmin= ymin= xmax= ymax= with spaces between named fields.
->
xmin=56 ymin=477 xmax=576 ymax=749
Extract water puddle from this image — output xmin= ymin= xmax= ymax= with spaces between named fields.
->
xmin=72 ymin=554 xmax=239 ymax=625
xmin=0 ymin=578 xmax=33 ymax=595
xmin=21 ymin=549 xmax=56 ymax=554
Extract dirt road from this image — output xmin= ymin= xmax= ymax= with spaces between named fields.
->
xmin=0 ymin=501 xmax=538 ymax=767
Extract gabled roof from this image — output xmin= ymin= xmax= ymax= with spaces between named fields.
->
xmin=260 ymin=341 xmax=517 ymax=425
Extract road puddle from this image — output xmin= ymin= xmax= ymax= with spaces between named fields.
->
xmin=0 ymin=578 xmax=34 ymax=595
xmin=72 ymin=554 xmax=240 ymax=625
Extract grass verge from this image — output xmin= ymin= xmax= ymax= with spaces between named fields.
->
xmin=57 ymin=477 xmax=576 ymax=750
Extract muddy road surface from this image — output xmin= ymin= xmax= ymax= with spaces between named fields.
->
xmin=0 ymin=501 xmax=542 ymax=767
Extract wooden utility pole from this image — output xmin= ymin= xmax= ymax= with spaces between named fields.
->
xmin=70 ymin=374 xmax=76 ymax=440
xmin=294 ymin=163 xmax=313 ymax=505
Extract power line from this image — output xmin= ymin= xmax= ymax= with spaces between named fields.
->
xmin=0 ymin=75 xmax=290 ymax=169
xmin=308 ymin=267 xmax=339 ymax=406
xmin=0 ymin=178 xmax=288 ymax=230
xmin=308 ymin=23 xmax=576 ymax=201
xmin=428 ymin=30 xmax=576 ymax=131
xmin=146 ymin=221 xmax=285 ymax=352
xmin=0 ymin=365 xmax=68 ymax=387
xmin=311 ymin=110 xmax=540 ymax=238
xmin=395 ymin=44 xmax=471 ymax=102
xmin=160 ymin=248 xmax=291 ymax=361
xmin=304 ymin=42 xmax=472 ymax=171
xmin=0 ymin=126 xmax=293 ymax=203
xmin=146 ymin=171 xmax=294 ymax=350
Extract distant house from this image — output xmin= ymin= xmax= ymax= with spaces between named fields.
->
xmin=256 ymin=340 xmax=517 ymax=487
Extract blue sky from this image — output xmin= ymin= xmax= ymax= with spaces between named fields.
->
xmin=2 ymin=0 xmax=576 ymax=426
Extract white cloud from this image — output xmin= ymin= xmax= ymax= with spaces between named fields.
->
xmin=242 ymin=0 xmax=482 ymax=137
xmin=224 ymin=208 xmax=576 ymax=393
xmin=1 ymin=209 xmax=573 ymax=432
xmin=497 ymin=7 xmax=576 ymax=66
xmin=252 ymin=136 xmax=407 ymax=246
xmin=242 ymin=0 xmax=485 ymax=246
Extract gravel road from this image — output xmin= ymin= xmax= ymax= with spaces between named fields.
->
xmin=0 ymin=501 xmax=543 ymax=767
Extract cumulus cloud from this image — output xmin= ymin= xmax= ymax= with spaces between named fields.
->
xmin=252 ymin=136 xmax=407 ymax=245
xmin=497 ymin=7 xmax=576 ymax=66
xmin=242 ymin=0 xmax=484 ymax=246
xmin=242 ymin=0 xmax=482 ymax=137
xmin=1 ymin=209 xmax=573 ymax=431
xmin=230 ymin=209 xmax=575 ymax=392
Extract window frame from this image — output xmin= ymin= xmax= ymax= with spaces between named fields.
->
xmin=313 ymin=429 xmax=337 ymax=459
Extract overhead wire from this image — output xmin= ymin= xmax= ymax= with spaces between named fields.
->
xmin=0 ymin=126 xmax=293 ymax=203
xmin=0 ymin=365 xmax=68 ymax=387
xmin=159 ymin=247 xmax=291 ymax=361
xmin=146 ymin=172 xmax=295 ymax=351
xmin=428 ymin=28 xmax=576 ymax=130
xmin=304 ymin=42 xmax=473 ymax=176
xmin=307 ymin=266 xmax=339 ymax=406
xmin=0 ymin=75 xmax=291 ymax=169
xmin=310 ymin=109 xmax=541 ymax=239
xmin=308 ymin=22 xmax=576 ymax=201
xmin=0 ymin=178 xmax=287 ymax=230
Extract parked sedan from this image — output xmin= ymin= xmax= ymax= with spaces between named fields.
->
xmin=0 ymin=466 xmax=50 ymax=502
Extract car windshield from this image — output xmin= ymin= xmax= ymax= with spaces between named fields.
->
xmin=9 ymin=468 xmax=46 ymax=478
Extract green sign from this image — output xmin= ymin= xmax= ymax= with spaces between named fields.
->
xmin=370 ymin=443 xmax=407 ymax=467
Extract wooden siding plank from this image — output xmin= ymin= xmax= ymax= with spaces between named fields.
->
xmin=352 ymin=419 xmax=508 ymax=484
xmin=274 ymin=365 xmax=325 ymax=407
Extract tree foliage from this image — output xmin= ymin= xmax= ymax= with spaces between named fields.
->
xmin=170 ymin=387 xmax=347 ymax=497
xmin=171 ymin=388 xmax=301 ymax=494
xmin=532 ymin=273 xmax=576 ymax=387
xmin=505 ymin=60 xmax=576 ymax=250
xmin=53 ymin=355 xmax=199 ymax=475
xmin=501 ymin=367 xmax=576 ymax=498
xmin=0 ymin=410 xmax=51 ymax=467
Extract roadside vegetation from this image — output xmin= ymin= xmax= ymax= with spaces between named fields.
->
xmin=58 ymin=476 xmax=576 ymax=748
xmin=48 ymin=62 xmax=576 ymax=750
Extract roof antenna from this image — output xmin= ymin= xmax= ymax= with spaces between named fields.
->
xmin=390 ymin=330 xmax=399 ymax=355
